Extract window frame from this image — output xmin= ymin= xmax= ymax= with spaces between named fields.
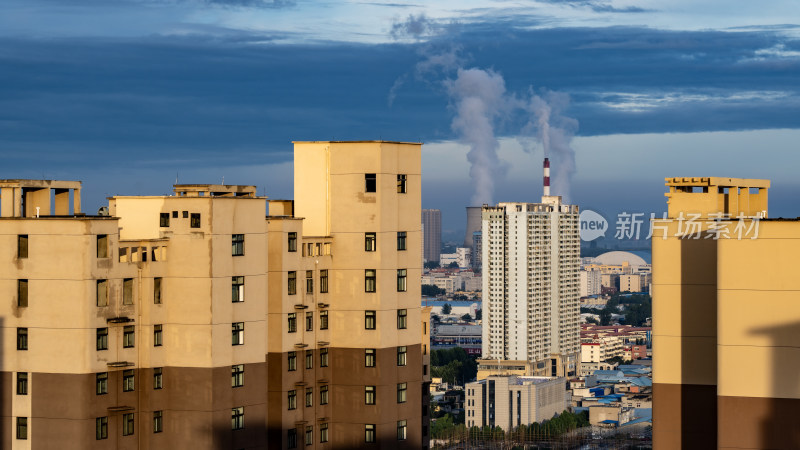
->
xmin=16 ymin=417 xmax=27 ymax=440
xmin=365 ymin=173 xmax=377 ymax=193
xmin=305 ymin=311 xmax=313 ymax=332
xmin=123 ymin=369 xmax=135 ymax=392
xmin=320 ymin=348 xmax=329 ymax=367
xmin=96 ymin=372 xmax=108 ymax=395
xmin=16 ymin=372 xmax=28 ymax=395
xmin=397 ymin=269 xmax=407 ymax=292
xmin=232 ymin=322 xmax=244 ymax=346
xmin=305 ymin=387 xmax=313 ymax=407
xmin=397 ymin=420 xmax=407 ymax=440
xmin=123 ymin=325 xmax=135 ymax=348
xmin=17 ymin=279 xmax=28 ymax=307
xmin=320 ymin=310 xmax=329 ymax=330
xmin=397 ymin=174 xmax=407 ymax=193
xmin=288 ymin=351 xmax=297 ymax=371
xmin=16 ymin=328 xmax=27 ymax=351
xmin=288 ymin=271 xmax=297 ymax=295
xmin=288 ymin=390 xmax=297 ymax=410
xmin=97 ymin=234 xmax=108 ymax=259
xmin=365 ymin=386 xmax=376 ymax=405
xmin=397 ymin=309 xmax=408 ymax=329
xmin=232 ymin=364 xmax=244 ymax=387
xmin=365 ymin=424 xmax=376 ymax=443
xmin=96 ymin=417 xmax=108 ymax=440
xmin=231 ymin=276 xmax=245 ymax=303
xmin=397 ymin=346 xmax=407 ymax=366
xmin=190 ymin=213 xmax=201 ymax=228
xmin=154 ymin=277 xmax=162 ymax=304
xmin=397 ymin=382 xmax=407 ymax=403
xmin=153 ymin=324 xmax=163 ymax=347
xmin=96 ymin=279 xmax=108 ymax=307
xmin=365 ymin=269 xmax=376 ymax=292
xmin=320 ymin=385 xmax=329 ymax=405
xmin=288 ymin=232 xmax=297 ymax=252
xmin=17 ymin=235 xmax=28 ymax=259
xmin=320 ymin=423 xmax=329 ymax=443
xmin=97 ymin=327 xmax=109 ymax=351
xmin=159 ymin=212 xmax=170 ymax=227
xmin=365 ymin=348 xmax=376 ymax=367
xmin=397 ymin=231 xmax=407 ymax=250
xmin=288 ymin=313 xmax=297 ymax=333
xmin=154 ymin=367 xmax=163 ymax=389
xmin=305 ymin=426 xmax=313 ymax=446
xmin=232 ymin=407 xmax=244 ymax=431
xmin=319 ymin=269 xmax=328 ymax=293
xmin=305 ymin=350 xmax=313 ymax=370
xmin=122 ymin=278 xmax=134 ymax=305
xmin=232 ymin=234 xmax=244 ymax=256
xmin=365 ymin=310 xmax=376 ymax=330
xmin=153 ymin=410 xmax=163 ymax=433
xmin=364 ymin=232 xmax=376 ymax=252
xmin=123 ymin=413 xmax=135 ymax=436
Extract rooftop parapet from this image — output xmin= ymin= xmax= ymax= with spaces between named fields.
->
xmin=664 ymin=177 xmax=769 ymax=219
xmin=0 ymin=179 xmax=81 ymax=218
xmin=173 ymin=184 xmax=258 ymax=198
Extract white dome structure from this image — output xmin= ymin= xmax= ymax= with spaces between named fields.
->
xmin=594 ymin=251 xmax=647 ymax=267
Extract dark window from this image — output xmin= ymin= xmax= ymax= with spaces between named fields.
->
xmin=288 ymin=271 xmax=297 ymax=295
xmin=397 ymin=231 xmax=407 ymax=250
xmin=397 ymin=309 xmax=408 ymax=329
xmin=182 ymin=211 xmax=188 ymax=218
xmin=232 ymin=234 xmax=244 ymax=256
xmin=288 ymin=390 xmax=297 ymax=410
xmin=288 ymin=429 xmax=297 ymax=449
xmin=288 ymin=352 xmax=297 ymax=371
xmin=123 ymin=278 xmax=133 ymax=305
xmin=17 ymin=279 xmax=28 ymax=307
xmin=123 ymin=325 xmax=135 ymax=348
xmin=17 ymin=328 xmax=27 ymax=350
xmin=159 ymin=213 xmax=170 ymax=227
xmin=397 ymin=382 xmax=407 ymax=403
xmin=16 ymin=417 xmax=27 ymax=440
xmin=306 ymin=270 xmax=313 ymax=294
xmin=190 ymin=213 xmax=201 ymax=228
xmin=153 ymin=411 xmax=163 ymax=433
xmin=320 ymin=270 xmax=328 ymax=293
xmin=123 ymin=369 xmax=135 ymax=392
xmin=17 ymin=235 xmax=28 ymax=259
xmin=154 ymin=277 xmax=162 ymax=304
xmin=365 ymin=233 xmax=376 ymax=251
xmin=306 ymin=312 xmax=313 ymax=332
xmin=232 ymin=407 xmax=244 ymax=430
xmin=397 ymin=420 xmax=407 ymax=440
xmin=153 ymin=324 xmax=163 ymax=347
xmin=320 ymin=423 xmax=329 ymax=443
xmin=365 ymin=386 xmax=376 ymax=405
xmin=320 ymin=310 xmax=328 ymax=330
xmin=97 ymin=328 xmax=108 ymax=351
xmin=320 ymin=385 xmax=329 ymax=405
xmin=96 ymin=417 xmax=108 ymax=440
xmin=365 ymin=174 xmax=376 ymax=193
xmin=232 ymin=364 xmax=244 ymax=387
xmin=397 ymin=269 xmax=407 ymax=292
xmin=365 ymin=311 xmax=376 ymax=330
xmin=97 ymin=235 xmax=108 ymax=258
xmin=288 ymin=232 xmax=297 ymax=252
xmin=365 ymin=349 xmax=376 ymax=367
xmin=397 ymin=346 xmax=407 ymax=366
xmin=397 ymin=174 xmax=407 ymax=193
xmin=305 ymin=388 xmax=313 ymax=407
xmin=123 ymin=413 xmax=134 ymax=436
xmin=232 ymin=322 xmax=244 ymax=345
xmin=16 ymin=372 xmax=28 ymax=395
xmin=232 ymin=276 xmax=244 ymax=302
xmin=96 ymin=372 xmax=108 ymax=394
xmin=96 ymin=280 xmax=108 ymax=307
xmin=365 ymin=270 xmax=376 ymax=292
xmin=320 ymin=348 xmax=328 ymax=367
xmin=154 ymin=367 xmax=163 ymax=389
xmin=305 ymin=426 xmax=313 ymax=445
xmin=365 ymin=424 xmax=376 ymax=442
xmin=171 ymin=211 xmax=178 ymax=218
xmin=288 ymin=313 xmax=297 ymax=333
xmin=305 ymin=350 xmax=313 ymax=370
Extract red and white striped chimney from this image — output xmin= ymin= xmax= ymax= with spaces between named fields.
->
xmin=543 ymin=157 xmax=550 ymax=196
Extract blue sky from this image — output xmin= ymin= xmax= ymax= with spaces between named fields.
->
xmin=1 ymin=1 xmax=798 ymax=237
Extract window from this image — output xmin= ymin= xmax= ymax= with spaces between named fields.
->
xmin=232 ymin=407 xmax=244 ymax=430
xmin=397 ymin=346 xmax=407 ymax=366
xmin=159 ymin=213 xmax=170 ymax=227
xmin=397 ymin=420 xmax=407 ymax=440
xmin=288 ymin=429 xmax=297 ymax=449
xmin=288 ymin=352 xmax=297 ymax=371
xmin=320 ymin=310 xmax=328 ymax=330
xmin=123 ymin=325 xmax=135 ymax=348
xmin=288 ymin=232 xmax=297 ymax=252
xmin=364 ymin=232 xmax=376 ymax=251
xmin=96 ymin=372 xmax=108 ymax=394
xmin=17 ymin=279 xmax=28 ymax=307
xmin=320 ymin=385 xmax=329 ymax=405
xmin=288 ymin=313 xmax=297 ymax=333
xmin=153 ymin=411 xmax=163 ymax=433
xmin=397 ymin=309 xmax=408 ymax=329
xmin=397 ymin=231 xmax=407 ymax=250
xmin=96 ymin=417 xmax=108 ymax=440
xmin=122 ymin=413 xmax=134 ymax=436
xmin=305 ymin=387 xmax=313 ymax=407
xmin=365 ymin=386 xmax=376 ymax=405
xmin=397 ymin=382 xmax=407 ymax=403
xmin=232 ymin=276 xmax=244 ymax=302
xmin=123 ymin=369 xmax=135 ymax=392
xmin=17 ymin=235 xmax=28 ymax=259
xmin=288 ymin=390 xmax=297 ymax=410
xmin=13 ymin=417 xmax=26 ymax=440
xmin=320 ymin=348 xmax=328 ymax=367
xmin=154 ymin=367 xmax=163 ymax=389
xmin=123 ymin=278 xmax=133 ymax=305
xmin=97 ymin=279 xmax=108 ymax=307
xmin=17 ymin=328 xmax=27 ymax=350
xmin=153 ymin=324 xmax=163 ymax=347
xmin=228 ymin=364 xmax=244 ymax=387
xmin=97 ymin=328 xmax=108 ymax=350
xmin=288 ymin=271 xmax=297 ymax=295
xmin=305 ymin=350 xmax=314 ymax=369
xmin=365 ymin=349 xmax=376 ymax=367
xmin=365 ymin=173 xmax=376 ymax=193
xmin=232 ymin=322 xmax=244 ymax=345
xmin=397 ymin=174 xmax=407 ymax=193
xmin=305 ymin=426 xmax=313 ymax=446
xmin=320 ymin=423 xmax=329 ymax=443
xmin=365 ymin=270 xmax=376 ymax=292
xmin=305 ymin=270 xmax=313 ymax=294
xmin=365 ymin=424 xmax=376 ymax=443
xmin=190 ymin=213 xmax=201 ymax=228
xmin=182 ymin=211 xmax=188 ymax=218
xmin=16 ymin=372 xmax=28 ymax=395
xmin=365 ymin=310 xmax=376 ymax=330
xmin=320 ymin=270 xmax=328 ymax=293
xmin=397 ymin=269 xmax=407 ymax=292
xmin=172 ymin=211 xmax=178 ymax=218
xmin=97 ymin=234 xmax=108 ymax=258
xmin=232 ymin=234 xmax=244 ymax=256
xmin=154 ymin=277 xmax=162 ymax=304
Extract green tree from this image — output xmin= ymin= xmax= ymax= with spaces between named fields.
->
xmin=424 ymin=261 xmax=441 ymax=269
xmin=422 ymin=284 xmax=445 ymax=296
xmin=475 ymin=309 xmax=482 ymax=320
xmin=447 ymin=261 xmax=459 ymax=268
xmin=441 ymin=303 xmax=452 ymax=315
xmin=461 ymin=313 xmax=472 ymax=321
xmin=599 ymin=307 xmax=612 ymax=326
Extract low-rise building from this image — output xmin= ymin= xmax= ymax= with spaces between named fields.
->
xmin=476 ymin=359 xmax=533 ymax=380
xmin=465 ymin=376 xmax=567 ymax=430
xmin=589 ymin=405 xmax=635 ymax=427
xmin=432 ymin=324 xmax=481 ymax=355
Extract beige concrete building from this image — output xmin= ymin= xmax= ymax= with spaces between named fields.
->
xmin=481 ymin=196 xmax=580 ymax=377
xmin=651 ymin=176 xmax=800 ymax=449
xmin=465 ymin=376 xmax=566 ymax=430
xmin=475 ymin=359 xmax=534 ymax=381
xmin=0 ymin=141 xmax=429 ymax=449
xmin=619 ymin=274 xmax=643 ymax=293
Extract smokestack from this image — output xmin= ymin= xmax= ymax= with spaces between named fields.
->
xmin=543 ymin=157 xmax=550 ymax=196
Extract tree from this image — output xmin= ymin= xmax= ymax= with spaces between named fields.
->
xmin=422 ymin=284 xmax=445 ymax=296
xmin=599 ymin=308 xmax=612 ymax=326
xmin=441 ymin=303 xmax=452 ymax=315
xmin=461 ymin=313 xmax=472 ymax=321
xmin=585 ymin=316 xmax=599 ymax=325
xmin=475 ymin=309 xmax=482 ymax=320
xmin=424 ymin=260 xmax=440 ymax=269
xmin=447 ymin=261 xmax=459 ymax=268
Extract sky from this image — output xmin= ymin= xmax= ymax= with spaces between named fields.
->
xmin=1 ymin=0 xmax=799 ymax=239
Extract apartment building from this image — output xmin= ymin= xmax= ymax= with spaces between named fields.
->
xmin=481 ymin=194 xmax=580 ymax=377
xmin=465 ymin=375 xmax=567 ymax=429
xmin=580 ymin=269 xmax=601 ymax=297
xmin=0 ymin=141 xmax=429 ymax=449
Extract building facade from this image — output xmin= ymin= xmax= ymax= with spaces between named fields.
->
xmin=0 ymin=141 xmax=430 ymax=449
xmin=421 ymin=209 xmax=441 ymax=264
xmin=465 ymin=376 xmax=567 ymax=429
xmin=480 ymin=196 xmax=580 ymax=377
